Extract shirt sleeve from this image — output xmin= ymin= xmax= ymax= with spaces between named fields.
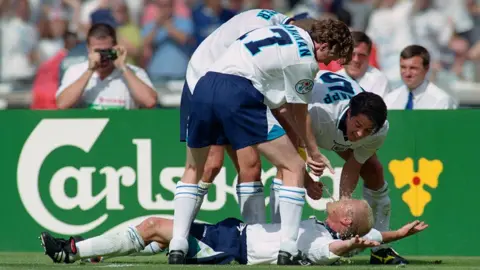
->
xmin=283 ymin=63 xmax=318 ymax=104
xmin=56 ymin=64 xmax=85 ymax=98
xmin=271 ymin=12 xmax=291 ymax=25
xmin=353 ymin=123 xmax=388 ymax=164
xmin=363 ymin=228 xmax=383 ymax=242
xmin=307 ymin=103 xmax=326 ymax=140
xmin=132 ymin=66 xmax=155 ymax=88
xmin=308 ymin=237 xmax=342 ymax=264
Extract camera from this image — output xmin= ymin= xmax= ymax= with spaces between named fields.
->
xmin=95 ymin=49 xmax=118 ymax=62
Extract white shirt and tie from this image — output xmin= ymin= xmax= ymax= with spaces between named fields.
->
xmin=384 ymin=80 xmax=457 ymax=110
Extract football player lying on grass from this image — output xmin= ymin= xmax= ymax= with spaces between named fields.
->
xmin=40 ymin=199 xmax=427 ymax=265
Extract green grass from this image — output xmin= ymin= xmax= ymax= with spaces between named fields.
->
xmin=1 ymin=253 xmax=480 ymax=269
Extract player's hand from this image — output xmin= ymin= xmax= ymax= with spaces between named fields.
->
xmin=397 ymin=220 xmax=429 ymax=238
xmin=113 ymin=45 xmax=127 ymax=70
xmin=307 ymin=151 xmax=334 ymax=176
xmin=349 ymin=235 xmax=380 ymax=249
xmin=305 ymin=180 xmax=323 ymax=200
xmin=87 ymin=51 xmax=101 ymax=70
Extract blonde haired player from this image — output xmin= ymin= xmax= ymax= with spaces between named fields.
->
xmin=40 ymin=199 xmax=428 ymax=265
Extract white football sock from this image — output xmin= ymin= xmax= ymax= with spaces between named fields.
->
xmin=192 ymin=180 xmax=211 ymax=218
xmin=170 ymin=181 xmax=198 ymax=253
xmin=270 ymin=178 xmax=282 ymax=223
xmin=236 ymin=181 xmax=265 ymax=224
xmin=278 ymin=186 xmax=305 ymax=254
xmin=74 ymin=227 xmax=144 ymax=261
xmin=130 ymin=242 xmax=165 ymax=256
xmin=363 ymin=182 xmax=391 ymax=251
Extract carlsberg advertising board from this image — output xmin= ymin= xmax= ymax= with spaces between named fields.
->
xmin=1 ymin=110 xmax=480 ymax=256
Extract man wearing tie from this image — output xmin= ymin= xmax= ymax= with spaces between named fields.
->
xmin=384 ymin=45 xmax=457 ymax=110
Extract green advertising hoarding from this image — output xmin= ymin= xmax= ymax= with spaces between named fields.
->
xmin=0 ymin=110 xmax=477 ymax=255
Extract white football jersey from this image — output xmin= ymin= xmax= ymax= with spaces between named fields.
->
xmin=246 ymin=218 xmax=341 ymax=265
xmin=186 ymin=9 xmax=291 ymax=91
xmin=209 ymin=24 xmax=319 ymax=109
xmin=308 ymin=70 xmax=389 ymax=164
xmin=246 ymin=217 xmax=384 ymax=264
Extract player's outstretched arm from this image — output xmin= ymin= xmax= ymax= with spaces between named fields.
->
xmin=328 ymin=235 xmax=380 ymax=256
xmin=381 ymin=220 xmax=429 ymax=244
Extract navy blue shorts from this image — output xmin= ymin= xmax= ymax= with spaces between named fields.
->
xmin=180 ymin=81 xmax=228 ymax=145
xmin=187 ymin=72 xmax=285 ymax=150
xmin=186 ymin=218 xmax=248 ymax=265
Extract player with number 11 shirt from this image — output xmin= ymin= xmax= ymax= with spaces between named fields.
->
xmin=170 ymin=19 xmax=353 ymax=265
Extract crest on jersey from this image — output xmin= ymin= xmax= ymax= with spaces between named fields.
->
xmin=295 ymin=79 xmax=314 ymax=94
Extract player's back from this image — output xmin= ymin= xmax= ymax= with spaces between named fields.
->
xmin=208 ymin=24 xmax=318 ymax=108
xmin=309 ymin=70 xmax=365 ymax=121
xmin=312 ymin=70 xmax=365 ymax=106
xmin=186 ymin=9 xmax=291 ymax=90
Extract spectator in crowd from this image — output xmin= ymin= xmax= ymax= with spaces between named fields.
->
xmin=385 ymin=45 xmax=457 ymax=110
xmin=59 ymin=8 xmax=118 ymax=85
xmin=191 ymin=0 xmax=236 ymax=46
xmin=311 ymin=10 xmax=378 ymax=73
xmin=141 ymin=0 xmax=194 ymax=82
xmin=408 ymin=0 xmax=469 ymax=81
xmin=142 ymin=0 xmax=191 ymax=26
xmin=37 ymin=8 xmax=69 ymax=63
xmin=0 ymin=0 xmax=39 ymax=82
xmin=56 ymin=23 xmax=157 ymax=109
xmin=36 ymin=0 xmax=81 ymax=63
xmin=467 ymin=0 xmax=480 ymax=63
xmin=343 ymin=0 xmax=374 ymax=31
xmin=31 ymin=31 xmax=79 ymax=110
xmin=366 ymin=0 xmax=413 ymax=88
xmin=111 ymin=0 xmax=142 ymax=65
xmin=78 ymin=0 xmax=110 ymax=38
xmin=337 ymin=31 xmax=391 ymax=99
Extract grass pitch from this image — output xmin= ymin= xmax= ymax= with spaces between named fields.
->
xmin=1 ymin=253 xmax=480 ymax=269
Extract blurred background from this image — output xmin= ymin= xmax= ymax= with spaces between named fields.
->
xmin=0 ymin=0 xmax=479 ymax=109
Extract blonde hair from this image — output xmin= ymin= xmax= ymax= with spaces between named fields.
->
xmin=343 ymin=199 xmax=374 ymax=238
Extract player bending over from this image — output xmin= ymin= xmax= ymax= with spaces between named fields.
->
xmin=271 ymin=70 xmax=408 ymax=264
xmin=40 ymin=199 xmax=427 ymax=265
xmin=180 ymin=9 xmax=331 ymax=227
xmin=172 ymin=15 xmax=352 ymax=264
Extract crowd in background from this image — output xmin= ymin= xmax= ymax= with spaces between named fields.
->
xmin=0 ymin=0 xmax=478 ymax=109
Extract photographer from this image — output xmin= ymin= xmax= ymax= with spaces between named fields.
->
xmin=56 ymin=23 xmax=157 ymax=109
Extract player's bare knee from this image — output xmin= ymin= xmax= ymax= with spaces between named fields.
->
xmin=201 ymin=147 xmax=225 ymax=182
xmin=238 ymin=160 xmax=262 ymax=182
xmin=203 ymin=161 xmax=222 ymax=183
xmin=136 ymin=217 xmax=159 ymax=241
